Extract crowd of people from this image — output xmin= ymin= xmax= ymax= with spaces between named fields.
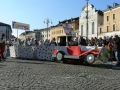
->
xmin=0 ymin=33 xmax=120 ymax=66
xmin=77 ymin=35 xmax=120 ymax=66
xmin=9 ymin=38 xmax=57 ymax=46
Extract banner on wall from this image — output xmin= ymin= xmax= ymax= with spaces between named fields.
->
xmin=12 ymin=21 xmax=30 ymax=30
xmin=62 ymin=24 xmax=76 ymax=36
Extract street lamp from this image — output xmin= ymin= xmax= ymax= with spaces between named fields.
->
xmin=44 ymin=17 xmax=52 ymax=39
xmin=86 ymin=0 xmax=89 ymax=39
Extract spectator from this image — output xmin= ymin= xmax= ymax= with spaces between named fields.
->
xmin=30 ymin=38 xmax=35 ymax=46
xmin=13 ymin=38 xmax=19 ymax=46
xmin=44 ymin=39 xmax=50 ymax=46
xmin=113 ymin=35 xmax=120 ymax=66
xmin=79 ymin=36 xmax=87 ymax=46
xmin=34 ymin=39 xmax=39 ymax=46
xmin=103 ymin=37 xmax=107 ymax=46
xmin=50 ymin=38 xmax=57 ymax=46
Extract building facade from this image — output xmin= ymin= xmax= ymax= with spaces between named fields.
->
xmin=0 ymin=22 xmax=12 ymax=41
xmin=50 ymin=25 xmax=65 ymax=41
xmin=50 ymin=17 xmax=79 ymax=41
xmin=19 ymin=31 xmax=33 ymax=41
xmin=79 ymin=4 xmax=103 ymax=39
xmin=98 ymin=3 xmax=120 ymax=37
xmin=38 ymin=28 xmax=50 ymax=41
xmin=19 ymin=28 xmax=51 ymax=41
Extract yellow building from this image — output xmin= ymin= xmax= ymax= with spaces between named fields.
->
xmin=19 ymin=31 xmax=33 ymax=41
xmin=19 ymin=33 xmax=25 ymax=41
xmin=98 ymin=3 xmax=120 ymax=37
xmin=50 ymin=17 xmax=79 ymax=41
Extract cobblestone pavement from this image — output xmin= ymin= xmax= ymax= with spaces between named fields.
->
xmin=0 ymin=58 xmax=120 ymax=90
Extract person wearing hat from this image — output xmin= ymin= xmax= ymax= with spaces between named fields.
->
xmin=0 ymin=34 xmax=6 ymax=61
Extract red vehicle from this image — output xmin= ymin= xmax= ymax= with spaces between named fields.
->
xmin=52 ymin=36 xmax=102 ymax=65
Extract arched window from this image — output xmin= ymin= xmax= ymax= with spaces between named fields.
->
xmin=113 ymin=24 xmax=115 ymax=31
xmin=81 ymin=25 xmax=83 ymax=35
xmin=92 ymin=22 xmax=94 ymax=34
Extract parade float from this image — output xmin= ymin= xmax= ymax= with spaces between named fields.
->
xmin=9 ymin=23 xmax=109 ymax=65
xmin=52 ymin=24 xmax=109 ymax=65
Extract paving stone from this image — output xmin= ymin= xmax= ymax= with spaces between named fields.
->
xmin=0 ymin=59 xmax=120 ymax=90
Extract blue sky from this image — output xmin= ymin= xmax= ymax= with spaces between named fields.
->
xmin=0 ymin=0 xmax=119 ymax=37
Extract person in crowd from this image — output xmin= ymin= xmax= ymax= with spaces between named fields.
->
xmin=74 ymin=38 xmax=78 ymax=46
xmin=27 ymin=38 xmax=31 ymax=46
xmin=109 ymin=36 xmax=113 ymax=42
xmin=34 ymin=39 xmax=39 ymax=46
xmin=30 ymin=38 xmax=35 ymax=46
xmin=23 ymin=38 xmax=28 ymax=46
xmin=68 ymin=37 xmax=74 ymax=46
xmin=98 ymin=38 xmax=103 ymax=47
xmin=103 ymin=37 xmax=107 ymax=46
xmin=44 ymin=39 xmax=50 ymax=46
xmin=10 ymin=39 xmax=14 ymax=46
xmin=13 ymin=38 xmax=19 ymax=46
xmin=108 ymin=42 xmax=114 ymax=60
xmin=39 ymin=40 xmax=42 ymax=46
xmin=42 ymin=40 xmax=44 ymax=46
xmin=39 ymin=40 xmax=44 ymax=46
xmin=50 ymin=38 xmax=57 ymax=46
xmin=85 ymin=37 xmax=89 ymax=45
xmin=79 ymin=36 xmax=87 ymax=46
xmin=0 ymin=34 xmax=6 ymax=61
xmin=90 ymin=37 xmax=95 ymax=46
xmin=87 ymin=40 xmax=91 ymax=46
xmin=113 ymin=35 xmax=120 ymax=66
xmin=94 ymin=37 xmax=98 ymax=43
xmin=4 ymin=40 xmax=10 ymax=58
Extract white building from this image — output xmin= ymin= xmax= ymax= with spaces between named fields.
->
xmin=0 ymin=22 xmax=12 ymax=41
xmin=39 ymin=28 xmax=50 ymax=41
xmin=79 ymin=4 xmax=103 ymax=39
xmin=30 ymin=32 xmax=36 ymax=39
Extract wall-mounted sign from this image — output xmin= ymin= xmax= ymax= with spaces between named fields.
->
xmin=62 ymin=24 xmax=76 ymax=36
xmin=12 ymin=21 xmax=30 ymax=30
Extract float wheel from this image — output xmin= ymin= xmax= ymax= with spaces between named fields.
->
xmin=56 ymin=52 xmax=64 ymax=61
xmin=85 ymin=54 xmax=95 ymax=65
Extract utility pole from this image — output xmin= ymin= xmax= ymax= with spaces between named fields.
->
xmin=86 ymin=0 xmax=89 ymax=39
xmin=44 ymin=17 xmax=52 ymax=39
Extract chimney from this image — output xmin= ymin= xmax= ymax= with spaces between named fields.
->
xmin=107 ymin=5 xmax=112 ymax=9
